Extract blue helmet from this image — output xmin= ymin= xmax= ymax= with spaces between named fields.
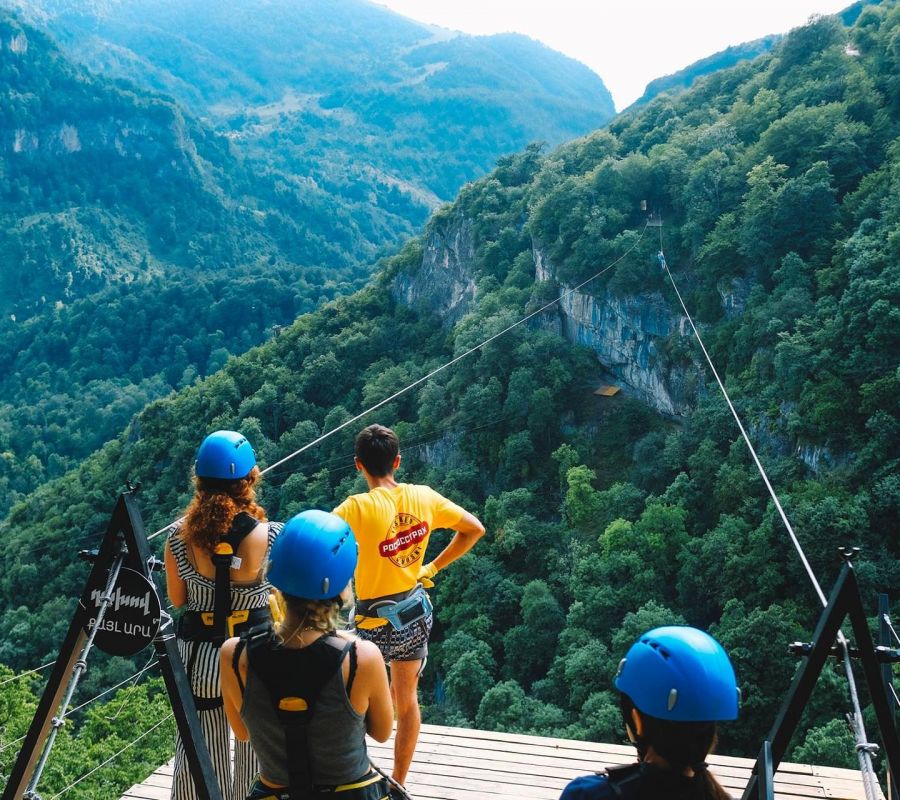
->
xmin=195 ymin=430 xmax=256 ymax=480
xmin=267 ymin=510 xmax=357 ymax=600
xmin=615 ymin=626 xmax=739 ymax=722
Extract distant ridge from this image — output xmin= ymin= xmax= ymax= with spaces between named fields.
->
xmin=630 ymin=0 xmax=883 ymax=108
xmin=632 ymin=35 xmax=782 ymax=108
xmin=6 ymin=0 xmax=616 ymax=256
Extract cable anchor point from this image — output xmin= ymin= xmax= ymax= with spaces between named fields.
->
xmin=837 ymin=546 xmax=859 ymax=563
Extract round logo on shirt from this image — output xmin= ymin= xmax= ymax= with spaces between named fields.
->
xmin=378 ymin=512 xmax=429 ymax=568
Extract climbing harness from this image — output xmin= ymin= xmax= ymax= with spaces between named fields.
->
xmin=177 ymin=512 xmax=272 ymax=712
xmin=234 ymin=627 xmax=394 ymax=800
xmin=603 ymin=763 xmax=645 ymax=799
xmin=177 ymin=512 xmax=269 ymax=647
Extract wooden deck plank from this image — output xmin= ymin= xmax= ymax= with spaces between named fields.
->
xmin=120 ymin=724 xmax=878 ymax=800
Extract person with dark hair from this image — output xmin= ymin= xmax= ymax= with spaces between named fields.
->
xmin=333 ymin=423 xmax=485 ymax=789
xmin=165 ymin=430 xmax=282 ymax=800
xmin=219 ymin=510 xmax=395 ymax=800
xmin=560 ymin=626 xmax=740 ymax=800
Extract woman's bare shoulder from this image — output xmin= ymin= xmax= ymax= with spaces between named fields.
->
xmin=353 ymin=637 xmax=386 ymax=667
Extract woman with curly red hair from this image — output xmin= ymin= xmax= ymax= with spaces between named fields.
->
xmin=164 ymin=430 xmax=282 ymax=800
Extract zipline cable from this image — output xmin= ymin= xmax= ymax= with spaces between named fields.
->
xmin=0 ymin=661 xmax=159 ymax=755
xmin=47 ymin=713 xmax=173 ymax=800
xmin=656 ymin=223 xmax=880 ymax=800
xmin=66 ymin=659 xmax=159 ymax=719
xmin=105 ymin=653 xmax=159 ymax=721
xmin=0 ymin=660 xmax=56 ymax=687
xmin=146 ymin=222 xmax=649 ymax=541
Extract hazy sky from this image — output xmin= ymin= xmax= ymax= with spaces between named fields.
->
xmin=373 ymin=0 xmax=853 ymax=109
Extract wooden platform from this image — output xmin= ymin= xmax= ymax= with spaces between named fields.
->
xmin=121 ymin=723 xmax=877 ymax=800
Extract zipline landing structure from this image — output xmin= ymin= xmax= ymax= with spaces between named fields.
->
xmin=3 ymin=489 xmax=222 ymax=800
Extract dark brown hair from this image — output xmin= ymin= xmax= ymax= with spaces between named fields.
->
xmin=181 ymin=466 xmax=266 ymax=553
xmin=620 ymin=695 xmax=731 ymax=800
xmin=354 ymin=424 xmax=399 ymax=477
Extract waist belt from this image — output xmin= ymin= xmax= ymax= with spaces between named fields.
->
xmin=358 ymin=586 xmax=432 ymax=631
xmin=249 ymin=771 xmax=390 ymax=800
xmin=179 ymin=607 xmax=272 ymax=642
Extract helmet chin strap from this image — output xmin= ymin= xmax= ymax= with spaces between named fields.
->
xmin=622 ymin=712 xmax=649 ymax=762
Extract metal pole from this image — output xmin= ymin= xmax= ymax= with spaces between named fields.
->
xmin=880 ymin=594 xmax=897 ymax=800
xmin=758 ymin=741 xmax=774 ymax=800
xmin=23 ymin=551 xmax=125 ymax=799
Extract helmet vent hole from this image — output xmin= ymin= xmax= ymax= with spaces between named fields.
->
xmin=322 ymin=577 xmax=330 ymax=595
xmin=648 ymin=641 xmax=671 ymax=659
xmin=667 ymin=688 xmax=678 ymax=711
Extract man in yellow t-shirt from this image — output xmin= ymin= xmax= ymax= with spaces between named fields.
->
xmin=333 ymin=423 xmax=484 ymax=788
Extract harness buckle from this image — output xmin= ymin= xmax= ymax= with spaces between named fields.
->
xmin=200 ymin=608 xmax=250 ymax=637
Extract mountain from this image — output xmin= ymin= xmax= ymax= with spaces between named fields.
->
xmin=5 ymin=0 xmax=616 ymax=252
xmin=0 ymin=0 xmax=616 ymax=511
xmin=2 ymin=7 xmax=898 ymax=796
xmin=632 ymin=0 xmax=883 ymax=108
xmin=0 ymin=9 xmax=370 ymax=315
xmin=0 ymin=10 xmax=376 ymax=510
xmin=634 ymin=35 xmax=782 ymax=108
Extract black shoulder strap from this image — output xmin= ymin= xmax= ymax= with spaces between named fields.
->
xmin=224 ymin=512 xmax=259 ymax=551
xmin=346 ymin=640 xmax=358 ymax=697
xmin=247 ymin=636 xmax=346 ymax=800
xmin=605 ymin=763 xmax=645 ymax=799
xmin=211 ymin=513 xmax=260 ymax=645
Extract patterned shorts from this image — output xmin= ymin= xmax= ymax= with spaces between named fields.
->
xmin=357 ymin=612 xmax=433 ymax=663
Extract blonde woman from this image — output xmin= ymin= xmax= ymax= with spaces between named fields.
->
xmin=220 ymin=510 xmax=395 ymax=800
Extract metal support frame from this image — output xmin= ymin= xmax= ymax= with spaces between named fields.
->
xmin=2 ymin=491 xmax=223 ymax=800
xmin=880 ymin=594 xmax=898 ymax=800
xmin=743 ymin=561 xmax=900 ymax=800
xmin=756 ymin=740 xmax=774 ymax=800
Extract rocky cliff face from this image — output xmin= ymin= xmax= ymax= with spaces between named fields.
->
xmin=393 ymin=214 xmax=702 ymax=417
xmin=533 ymin=244 xmax=699 ymax=416
xmin=391 ymin=214 xmax=476 ymax=326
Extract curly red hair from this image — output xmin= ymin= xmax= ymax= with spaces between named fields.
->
xmin=181 ymin=467 xmax=267 ymax=553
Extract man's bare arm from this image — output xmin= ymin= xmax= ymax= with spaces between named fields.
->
xmin=427 ymin=511 xmax=485 ymax=573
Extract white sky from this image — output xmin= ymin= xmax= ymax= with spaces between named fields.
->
xmin=373 ymin=0 xmax=854 ymax=109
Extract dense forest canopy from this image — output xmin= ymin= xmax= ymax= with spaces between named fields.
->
xmin=2 ymin=2 xmax=900 ymax=798
xmin=7 ymin=0 xmax=616 ymax=255
xmin=0 ymin=4 xmax=617 ymax=514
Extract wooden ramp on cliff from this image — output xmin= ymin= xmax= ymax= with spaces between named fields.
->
xmin=121 ymin=723 xmax=877 ymax=800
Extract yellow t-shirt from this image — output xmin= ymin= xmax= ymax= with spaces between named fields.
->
xmin=333 ymin=484 xmax=465 ymax=603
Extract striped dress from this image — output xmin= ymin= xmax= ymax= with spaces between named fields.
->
xmin=168 ymin=520 xmax=282 ymax=800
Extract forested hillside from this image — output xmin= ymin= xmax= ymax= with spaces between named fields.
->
xmin=632 ymin=0 xmax=878 ymax=108
xmin=0 ymin=1 xmax=617 ymax=513
xmin=0 ymin=11 xmax=366 ymax=311
xmin=3 ymin=4 xmax=900 ymax=797
xmin=8 ymin=0 xmax=616 ymax=254
xmin=0 ymin=11 xmax=371 ymax=511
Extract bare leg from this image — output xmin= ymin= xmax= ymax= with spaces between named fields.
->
xmin=389 ymin=659 xmax=423 ymax=786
